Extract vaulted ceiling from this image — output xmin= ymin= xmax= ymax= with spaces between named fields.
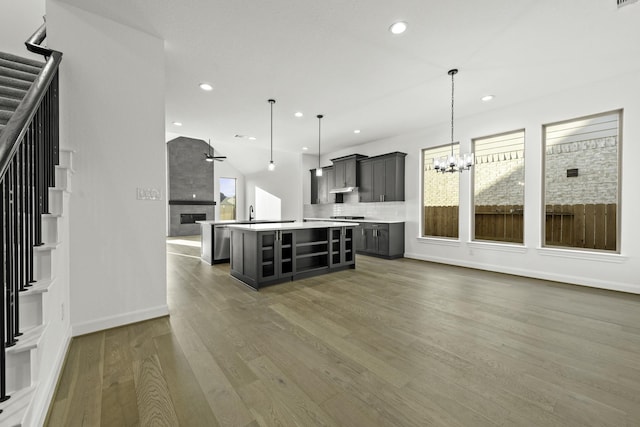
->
xmin=59 ymin=0 xmax=640 ymax=174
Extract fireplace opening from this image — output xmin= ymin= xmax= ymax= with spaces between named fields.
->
xmin=181 ymin=213 xmax=207 ymax=224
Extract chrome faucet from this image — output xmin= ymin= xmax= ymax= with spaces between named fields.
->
xmin=249 ymin=205 xmax=255 ymax=221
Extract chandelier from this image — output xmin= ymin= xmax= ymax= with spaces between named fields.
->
xmin=433 ymin=69 xmax=474 ymax=173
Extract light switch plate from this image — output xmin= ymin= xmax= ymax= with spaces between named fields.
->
xmin=137 ymin=187 xmax=162 ymax=200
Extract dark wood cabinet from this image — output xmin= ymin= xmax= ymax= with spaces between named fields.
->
xmin=310 ymin=166 xmax=334 ymax=204
xmin=258 ymin=231 xmax=294 ymax=282
xmin=230 ymin=225 xmax=356 ymax=289
xmin=331 ymin=154 xmax=366 ymax=188
xmin=329 ymin=227 xmax=355 ymax=268
xmin=358 ymin=152 xmax=406 ymax=202
xmin=355 ymin=222 xmax=404 ymax=259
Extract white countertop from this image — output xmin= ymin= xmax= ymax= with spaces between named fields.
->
xmin=226 ymin=221 xmax=359 ymax=232
xmin=197 ymin=219 xmax=293 ymax=226
xmin=304 ymin=217 xmax=404 ymax=224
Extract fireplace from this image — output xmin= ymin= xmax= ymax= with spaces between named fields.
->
xmin=181 ymin=213 xmax=207 ymax=224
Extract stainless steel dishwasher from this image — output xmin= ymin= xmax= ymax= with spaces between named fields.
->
xmin=213 ymin=225 xmax=231 ymax=262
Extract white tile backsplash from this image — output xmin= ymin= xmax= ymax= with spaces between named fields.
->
xmin=304 ymin=199 xmax=406 ymax=221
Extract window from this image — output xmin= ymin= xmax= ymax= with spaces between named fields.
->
xmin=422 ymin=145 xmax=459 ymax=238
xmin=543 ymin=110 xmax=620 ymax=251
xmin=473 ymin=130 xmax=525 ymax=243
xmin=219 ymin=177 xmax=236 ymax=220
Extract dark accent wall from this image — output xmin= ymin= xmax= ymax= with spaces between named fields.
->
xmin=167 ymin=136 xmax=216 ymax=236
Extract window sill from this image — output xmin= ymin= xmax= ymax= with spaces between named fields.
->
xmin=416 ymin=237 xmax=461 ymax=247
xmin=467 ymin=241 xmax=528 ymax=254
xmin=537 ymin=247 xmax=627 ymax=263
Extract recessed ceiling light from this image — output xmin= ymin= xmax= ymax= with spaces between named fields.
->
xmin=481 ymin=95 xmax=494 ymax=102
xmin=302 ymin=147 xmax=308 ymax=151
xmin=294 ymin=112 xmax=303 ymax=118
xmin=389 ymin=21 xmax=407 ymax=35
xmin=248 ymin=136 xmax=257 ymax=141
xmin=172 ymin=121 xmax=182 ymax=126
xmin=353 ymin=129 xmax=361 ymax=134
xmin=199 ymin=83 xmax=213 ymax=91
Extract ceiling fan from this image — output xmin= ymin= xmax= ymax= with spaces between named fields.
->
xmin=205 ymin=139 xmax=226 ymax=162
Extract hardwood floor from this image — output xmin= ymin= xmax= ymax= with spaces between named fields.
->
xmin=46 ymin=236 xmax=640 ymax=426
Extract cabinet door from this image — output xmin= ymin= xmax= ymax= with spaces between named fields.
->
xmin=326 ymin=167 xmax=335 ymax=203
xmin=354 ymin=225 xmax=366 ymax=251
xmin=310 ymin=170 xmax=319 ymax=204
xmin=258 ymin=232 xmax=277 ymax=281
xmin=333 ymin=161 xmax=346 ymax=187
xmin=278 ymin=231 xmax=294 ymax=278
xmin=383 ymin=157 xmax=397 ymax=201
xmin=345 ymin=159 xmax=357 ymax=187
xmin=358 ymin=161 xmax=374 ymax=202
xmin=364 ymin=226 xmax=377 ymax=253
xmin=375 ymin=225 xmax=389 ymax=256
xmin=317 ymin=171 xmax=327 ymax=204
xmin=372 ymin=159 xmax=386 ymax=202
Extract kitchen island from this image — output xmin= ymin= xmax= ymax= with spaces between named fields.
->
xmin=227 ymin=221 xmax=358 ymax=290
xmin=198 ymin=219 xmax=295 ymax=264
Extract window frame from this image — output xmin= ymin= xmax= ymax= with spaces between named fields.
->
xmin=219 ymin=176 xmax=237 ymax=221
xmin=421 ymin=143 xmax=461 ymax=239
xmin=471 ymin=129 xmax=526 ymax=245
xmin=541 ymin=109 xmax=622 ymax=253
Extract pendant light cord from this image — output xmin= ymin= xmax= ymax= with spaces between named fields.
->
xmin=317 ymin=114 xmax=323 ymax=170
xmin=269 ymin=99 xmax=275 ymax=162
xmin=449 ymin=69 xmax=457 ymax=157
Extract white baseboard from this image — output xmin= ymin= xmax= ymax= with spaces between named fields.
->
xmin=31 ymin=325 xmax=72 ymax=427
xmin=403 ymin=252 xmax=640 ymax=295
xmin=71 ymin=305 xmax=170 ymax=337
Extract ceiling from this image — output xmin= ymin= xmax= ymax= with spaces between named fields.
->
xmin=59 ymin=0 xmax=640 ymax=174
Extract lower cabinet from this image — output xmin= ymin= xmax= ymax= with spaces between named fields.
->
xmin=329 ymin=227 xmax=355 ymax=268
xmin=355 ymin=222 xmax=404 ymax=259
xmin=258 ymin=230 xmax=294 ymax=282
xmin=230 ymin=226 xmax=356 ymax=289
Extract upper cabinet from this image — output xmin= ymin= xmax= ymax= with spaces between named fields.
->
xmin=330 ymin=154 xmax=367 ymax=189
xmin=310 ymin=166 xmax=334 ymax=204
xmin=358 ymin=152 xmax=407 ymax=202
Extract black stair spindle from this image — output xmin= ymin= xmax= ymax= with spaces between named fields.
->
xmin=0 ymin=176 xmax=8 ymax=405
xmin=5 ymin=165 xmax=17 ymax=348
xmin=11 ymin=160 xmax=22 ymax=338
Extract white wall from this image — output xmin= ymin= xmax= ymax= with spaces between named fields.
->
xmin=321 ymin=71 xmax=640 ymax=294
xmin=245 ymin=150 xmax=304 ymax=221
xmin=0 ymin=0 xmax=45 ymax=60
xmin=47 ymin=0 xmax=168 ymax=335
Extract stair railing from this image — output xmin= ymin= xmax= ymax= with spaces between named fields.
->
xmin=0 ymin=21 xmax=62 ymax=409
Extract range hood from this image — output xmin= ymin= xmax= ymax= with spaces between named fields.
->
xmin=329 ymin=186 xmax=357 ymax=194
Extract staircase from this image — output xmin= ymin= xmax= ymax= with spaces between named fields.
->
xmin=0 ymin=53 xmax=42 ymax=138
xmin=0 ymin=148 xmax=72 ymax=426
xmin=1 ymin=23 xmax=71 ymax=426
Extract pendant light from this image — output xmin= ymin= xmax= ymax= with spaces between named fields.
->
xmin=316 ymin=114 xmax=323 ymax=177
xmin=268 ymin=99 xmax=276 ymax=171
xmin=433 ymin=69 xmax=474 ymax=173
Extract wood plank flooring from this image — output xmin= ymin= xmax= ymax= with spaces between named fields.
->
xmin=46 ymin=236 xmax=640 ymax=426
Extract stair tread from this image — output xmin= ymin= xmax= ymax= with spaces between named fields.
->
xmin=0 ymin=51 xmax=45 ymax=68
xmin=0 ymin=85 xmax=27 ymax=101
xmin=0 ymin=57 xmax=42 ymax=75
xmin=6 ymin=324 xmax=47 ymax=354
xmin=0 ymin=96 xmax=20 ymax=110
xmin=0 ymin=75 xmax=31 ymax=91
xmin=20 ymin=277 xmax=55 ymax=295
xmin=0 ymin=65 xmax=38 ymax=83
xmin=0 ymin=384 xmax=36 ymax=425
xmin=33 ymin=241 xmax=62 ymax=251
